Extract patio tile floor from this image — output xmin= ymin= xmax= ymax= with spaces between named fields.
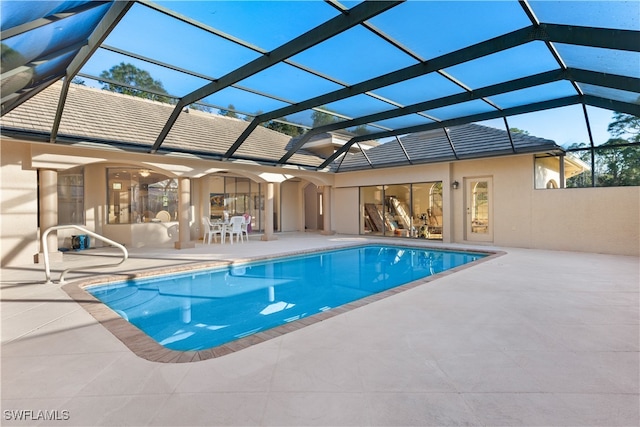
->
xmin=1 ymin=233 xmax=638 ymax=426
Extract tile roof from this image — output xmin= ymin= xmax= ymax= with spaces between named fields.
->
xmin=2 ymin=82 xmax=561 ymax=173
xmin=337 ymin=123 xmax=560 ymax=171
xmin=1 ymin=82 xmax=324 ymax=168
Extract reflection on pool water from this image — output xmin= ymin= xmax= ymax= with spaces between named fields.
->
xmin=88 ymin=245 xmax=485 ymax=351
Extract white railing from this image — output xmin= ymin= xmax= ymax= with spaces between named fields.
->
xmin=42 ymin=225 xmax=128 ymax=284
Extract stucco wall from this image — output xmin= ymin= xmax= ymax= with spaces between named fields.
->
xmin=531 ymin=186 xmax=640 ymax=255
xmin=1 ymin=140 xmax=39 ymax=266
xmin=280 ymin=180 xmax=301 ymax=232
xmin=333 ymin=155 xmax=639 ymax=256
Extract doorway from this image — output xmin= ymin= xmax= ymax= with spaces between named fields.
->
xmin=465 ymin=177 xmax=493 ymax=242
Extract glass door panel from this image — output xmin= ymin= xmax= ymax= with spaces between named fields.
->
xmin=466 ymin=177 xmax=493 ymax=242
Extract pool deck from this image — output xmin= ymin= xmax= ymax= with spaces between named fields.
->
xmin=1 ymin=232 xmax=638 ymax=426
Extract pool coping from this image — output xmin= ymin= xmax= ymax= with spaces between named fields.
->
xmin=62 ymin=243 xmax=505 ymax=363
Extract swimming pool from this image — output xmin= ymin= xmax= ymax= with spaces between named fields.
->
xmin=88 ymin=245 xmax=486 ymax=352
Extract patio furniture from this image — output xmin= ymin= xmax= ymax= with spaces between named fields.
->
xmin=202 ymin=216 xmax=222 ymax=244
xmin=223 ymin=216 xmax=245 ymax=244
xmin=241 ymin=214 xmax=251 ymax=241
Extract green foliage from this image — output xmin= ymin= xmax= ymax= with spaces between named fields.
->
xmin=99 ymin=63 xmax=170 ymax=103
xmin=607 ymin=112 xmax=640 ymax=142
xmin=311 ymin=107 xmax=339 ymax=127
xmin=1 ymin=43 xmax=24 ymax=73
xmin=189 ymin=103 xmax=214 ymax=113
xmin=509 ymin=127 xmax=529 ymax=135
xmin=596 ymin=138 xmax=640 ymax=186
xmin=566 ymin=113 xmax=640 ymax=187
xmin=219 ymin=104 xmax=239 ymax=118
xmin=266 ymin=120 xmax=304 ymax=137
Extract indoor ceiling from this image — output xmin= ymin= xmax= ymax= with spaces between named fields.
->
xmin=1 ymin=0 xmax=639 ymax=170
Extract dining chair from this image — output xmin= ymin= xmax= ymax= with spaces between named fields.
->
xmin=202 ymin=216 xmax=222 ymax=244
xmin=241 ymin=214 xmax=251 ymax=241
xmin=223 ymin=216 xmax=245 ymax=244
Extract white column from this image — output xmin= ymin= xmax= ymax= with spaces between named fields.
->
xmin=261 ymin=182 xmax=278 ymax=241
xmin=37 ymin=169 xmax=62 ymax=262
xmin=321 ymin=185 xmax=334 ymax=235
xmin=175 ymin=177 xmax=195 ymax=249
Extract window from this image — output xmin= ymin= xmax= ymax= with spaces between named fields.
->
xmin=360 ymin=182 xmax=442 ymax=239
xmin=209 ymin=176 xmax=262 ymax=231
xmin=58 ymin=168 xmax=84 ymax=225
xmin=107 ymin=168 xmax=178 ymax=224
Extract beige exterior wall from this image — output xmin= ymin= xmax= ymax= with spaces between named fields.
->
xmin=531 ymin=186 xmax=640 ymax=255
xmin=2 ymin=137 xmax=638 ymax=268
xmin=280 ymin=180 xmax=301 ymax=232
xmin=1 ymin=140 xmax=39 ymax=266
xmin=334 ymin=155 xmax=639 ymax=256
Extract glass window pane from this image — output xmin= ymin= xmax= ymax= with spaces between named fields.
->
xmin=373 ymin=114 xmax=434 ymax=131
xmin=580 ymin=84 xmax=640 ymax=105
xmin=595 ymin=145 xmax=640 ymax=187
xmin=81 ymin=48 xmax=210 ymax=97
xmin=291 ymin=26 xmax=418 ymax=85
xmin=2 ymin=2 xmax=111 ymax=72
xmin=162 ymin=1 xmax=339 ymax=51
xmin=2 ymin=1 xmax=94 ymax=30
xmin=202 ymin=86 xmax=290 ymax=117
xmin=424 ymin=99 xmax=496 ymax=121
xmin=529 ymin=0 xmax=640 ymax=31
xmin=585 ymin=105 xmax=621 ymax=147
xmin=565 ymin=153 xmax=593 ymax=188
xmin=444 ymin=42 xmax=560 ymax=90
xmin=384 ymin=184 xmax=412 ymax=237
xmin=414 ymin=182 xmax=443 ymax=240
xmin=237 ymin=63 xmax=343 ymax=103
xmin=326 ymin=94 xmax=399 ymax=118
xmin=283 ymin=108 xmax=348 ymax=129
xmin=487 ymin=81 xmax=577 ymax=109
xmin=554 ymin=44 xmax=640 ymax=78
xmin=507 ymin=105 xmax=593 ymax=148
xmin=368 ymin=1 xmax=530 ymax=60
xmin=361 ymin=186 xmax=384 ymax=235
xmin=370 ymin=73 xmax=465 ymax=107
xmin=107 ymin=168 xmax=179 ymax=224
xmin=58 ymin=167 xmax=84 ymax=225
xmin=101 ymin=3 xmax=261 ymax=79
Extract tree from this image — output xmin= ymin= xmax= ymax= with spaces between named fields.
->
xmin=596 ymin=138 xmax=640 ymax=186
xmin=509 ymin=127 xmax=529 ymax=135
xmin=188 ymin=103 xmax=214 ymax=113
xmin=567 ymin=113 xmax=640 ymax=187
xmin=607 ymin=112 xmax=640 ymax=142
xmin=99 ymin=63 xmax=170 ymax=103
xmin=218 ymin=104 xmax=238 ymax=119
xmin=266 ymin=120 xmax=304 ymax=137
xmin=311 ymin=107 xmax=339 ymax=127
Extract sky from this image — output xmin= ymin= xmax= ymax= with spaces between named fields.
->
xmin=75 ymin=0 xmax=631 ymax=148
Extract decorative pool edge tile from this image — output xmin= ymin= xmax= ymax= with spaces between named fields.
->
xmin=62 ymin=243 xmax=505 ymax=363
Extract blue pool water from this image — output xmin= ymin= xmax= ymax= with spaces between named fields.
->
xmin=88 ymin=245 xmax=485 ymax=351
